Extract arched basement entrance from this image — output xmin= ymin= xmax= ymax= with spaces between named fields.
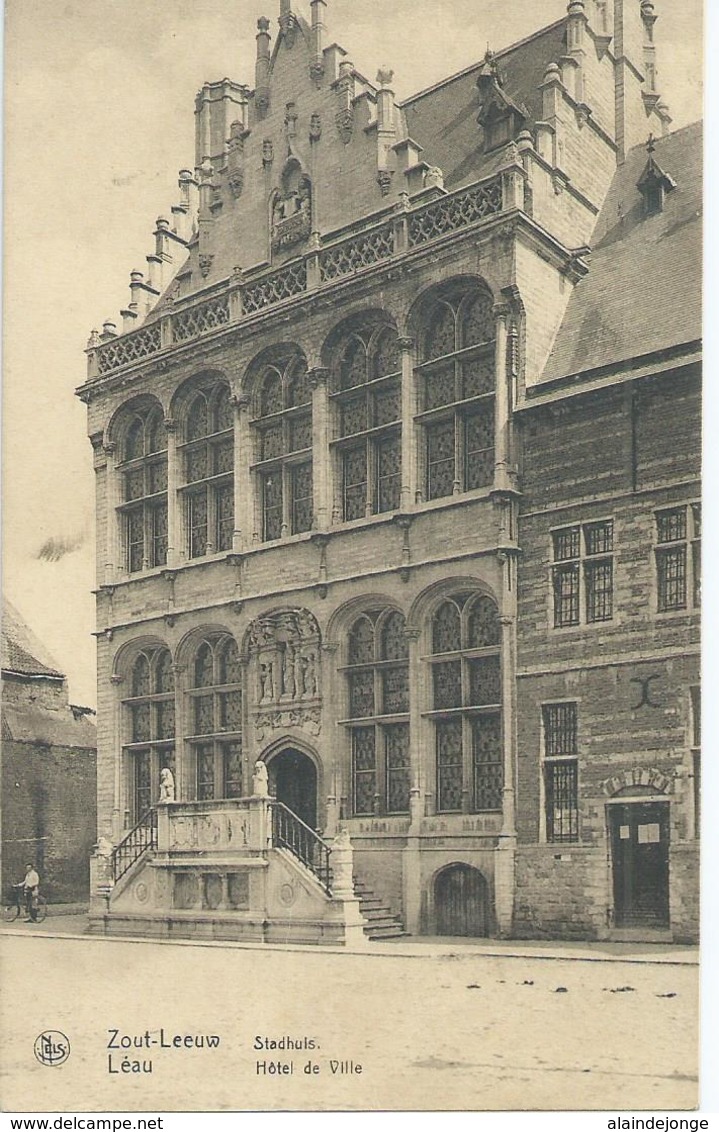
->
xmin=265 ymin=747 xmax=318 ymax=830
xmin=434 ymin=864 xmax=490 ymax=937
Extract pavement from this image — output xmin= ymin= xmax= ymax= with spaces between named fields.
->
xmin=0 ymin=925 xmax=699 ymax=1112
xmin=1 ymin=908 xmax=699 ymax=965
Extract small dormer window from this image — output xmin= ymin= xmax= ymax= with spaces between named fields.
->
xmin=476 ymin=47 xmax=527 ymax=154
xmin=637 ymin=135 xmax=676 ymax=217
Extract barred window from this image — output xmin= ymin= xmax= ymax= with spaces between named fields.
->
xmin=252 ymin=351 xmax=313 ymax=541
xmin=416 ymin=283 xmax=496 ymax=501
xmin=331 ymin=324 xmax=402 ymax=521
xmin=427 ymin=593 xmax=502 ymax=813
xmin=552 ymin=520 xmax=614 ymax=628
xmin=187 ymin=635 xmax=243 ymax=800
xmin=123 ymin=648 xmax=175 ymax=823
xmin=344 ymin=610 xmax=410 ymax=815
xmin=179 ymin=382 xmax=234 ymax=558
xmin=542 ymin=703 xmax=578 ymax=843
xmin=655 ymin=504 xmax=701 ymax=612
xmin=118 ymin=405 xmax=168 ymax=573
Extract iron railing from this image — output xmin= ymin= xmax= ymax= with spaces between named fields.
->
xmin=270 ymin=801 xmax=332 ymax=895
xmin=111 ymin=807 xmax=158 ymax=883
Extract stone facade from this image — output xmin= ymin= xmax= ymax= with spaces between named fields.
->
xmin=77 ymin=1 xmax=699 ymax=941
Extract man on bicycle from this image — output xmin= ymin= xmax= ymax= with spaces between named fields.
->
xmin=22 ymin=863 xmax=40 ymax=922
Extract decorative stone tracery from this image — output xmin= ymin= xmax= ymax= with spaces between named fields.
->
xmin=247 ymin=609 xmax=322 ymax=739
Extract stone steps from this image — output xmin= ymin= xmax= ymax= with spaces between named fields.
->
xmin=352 ymin=878 xmax=407 ymax=940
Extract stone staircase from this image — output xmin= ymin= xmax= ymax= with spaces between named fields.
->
xmin=353 ymin=877 xmax=407 ymax=940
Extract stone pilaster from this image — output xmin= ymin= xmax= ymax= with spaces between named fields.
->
xmin=310 ymin=368 xmax=331 ymax=531
xmin=164 ymin=418 xmax=178 ymax=567
xmin=398 ymin=336 xmax=417 ymax=508
xmin=232 ymin=394 xmax=252 ymax=551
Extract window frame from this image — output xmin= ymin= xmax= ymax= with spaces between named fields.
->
xmin=654 ymin=502 xmax=701 ymax=614
xmin=251 ymin=354 xmax=314 ymax=542
xmin=116 ymin=407 xmax=168 ymax=574
xmin=178 ymin=383 xmax=235 ymax=560
xmin=341 ymin=609 xmax=411 ymax=817
xmin=541 ymin=701 xmax=579 ymax=844
xmin=122 ymin=647 xmax=176 ymax=824
xmin=330 ymin=326 xmax=403 ymax=523
xmin=414 ymin=287 xmax=497 ymax=503
xmin=423 ymin=593 xmax=503 ymax=815
xmin=550 ymin=518 xmax=615 ymax=629
xmin=185 ymin=635 xmax=244 ymax=802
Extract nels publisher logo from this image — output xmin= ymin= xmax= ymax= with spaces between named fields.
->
xmin=34 ymin=1031 xmax=70 ymax=1067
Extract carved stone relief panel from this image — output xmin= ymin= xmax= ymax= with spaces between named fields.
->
xmin=248 ymin=609 xmax=322 ymax=738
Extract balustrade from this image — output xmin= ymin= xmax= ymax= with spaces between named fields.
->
xmin=91 ymin=174 xmax=505 ymax=377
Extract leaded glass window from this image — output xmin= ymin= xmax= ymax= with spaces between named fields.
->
xmin=416 ymin=282 xmax=496 ymax=501
xmin=428 ymin=593 xmax=502 ymax=813
xmin=179 ymin=382 xmax=234 ymax=558
xmin=655 ymin=504 xmax=701 ymax=613
xmin=252 ymin=350 xmax=313 ymax=541
xmin=331 ymin=323 xmax=402 ymax=521
xmin=543 ymin=702 xmax=579 ymax=842
xmin=345 ymin=609 xmax=410 ymax=815
xmin=123 ymin=647 xmax=175 ymax=823
xmin=117 ymin=404 xmax=168 ymax=573
xmin=552 ymin=520 xmax=614 ymax=628
xmin=187 ymin=635 xmax=244 ymax=800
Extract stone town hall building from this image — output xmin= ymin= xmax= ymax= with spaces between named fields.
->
xmin=78 ymin=0 xmax=700 ymax=943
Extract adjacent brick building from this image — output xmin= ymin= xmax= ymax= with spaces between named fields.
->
xmin=77 ymin=0 xmax=700 ymax=941
xmin=1 ymin=600 xmax=97 ymax=903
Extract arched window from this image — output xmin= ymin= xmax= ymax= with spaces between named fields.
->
xmin=417 ymin=283 xmax=495 ymax=501
xmin=429 ymin=593 xmax=501 ymax=813
xmin=186 ymin=635 xmax=243 ymax=799
xmin=345 ymin=610 xmax=410 ymax=815
xmin=332 ymin=324 xmax=402 ymax=521
xmin=117 ymin=404 xmax=168 ymax=573
xmin=123 ymin=647 xmax=175 ymax=821
xmin=252 ymin=351 xmax=313 ymax=542
xmin=179 ymin=382 xmax=234 ymax=558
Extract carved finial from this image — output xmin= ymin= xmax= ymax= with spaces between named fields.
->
xmin=477 ymin=47 xmax=501 ymax=88
xmin=646 ymin=132 xmax=656 ymax=153
xmin=87 ymin=329 xmax=101 ymax=349
xmin=377 ymin=67 xmax=394 ymax=88
xmin=257 ymin=15 xmax=270 ymax=32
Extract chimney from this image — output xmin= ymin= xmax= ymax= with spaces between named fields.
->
xmin=376 ymin=68 xmax=397 ymax=169
xmin=310 ymin=0 xmax=327 ymax=82
xmin=255 ymin=17 xmax=271 ymax=113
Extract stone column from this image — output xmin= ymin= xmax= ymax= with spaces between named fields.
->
xmin=232 ymin=394 xmax=252 ymax=551
xmin=403 ymin=627 xmax=423 ymax=934
xmin=493 ymin=304 xmax=511 ymax=493
xmin=109 ymin=673 xmax=125 ymax=841
xmin=310 ymin=368 xmax=331 ymax=531
xmin=164 ymin=418 xmax=179 ymax=567
xmin=103 ymin=443 xmax=119 ymax=580
xmin=398 ymin=336 xmax=417 ymax=509
xmin=495 ymin=588 xmax=518 ymax=937
xmin=171 ymin=664 xmax=187 ymax=801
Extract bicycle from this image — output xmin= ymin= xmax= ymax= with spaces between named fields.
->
xmin=3 ymin=883 xmax=47 ymax=923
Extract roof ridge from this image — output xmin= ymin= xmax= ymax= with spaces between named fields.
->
xmin=399 ymin=16 xmax=567 ymax=108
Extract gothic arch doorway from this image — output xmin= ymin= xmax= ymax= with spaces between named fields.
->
xmin=434 ymin=863 xmax=490 ymax=937
xmin=265 ymin=747 xmax=318 ymax=830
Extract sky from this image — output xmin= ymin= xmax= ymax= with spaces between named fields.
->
xmin=2 ymin=0 xmax=704 ymax=707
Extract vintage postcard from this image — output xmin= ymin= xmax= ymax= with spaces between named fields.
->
xmin=1 ymin=0 xmax=706 ymax=1118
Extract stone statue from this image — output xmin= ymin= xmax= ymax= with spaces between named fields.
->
xmin=259 ymin=661 xmax=274 ymax=703
xmin=253 ymin=760 xmax=269 ymax=797
xmin=303 ymin=651 xmax=317 ymax=697
xmin=158 ymin=767 xmax=175 ymax=803
xmin=282 ymin=645 xmax=296 ymax=698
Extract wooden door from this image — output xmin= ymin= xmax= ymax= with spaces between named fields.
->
xmin=609 ymin=802 xmax=670 ymax=928
xmin=435 ymin=864 xmax=489 ymax=936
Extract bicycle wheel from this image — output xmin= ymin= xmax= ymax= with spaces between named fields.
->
xmin=34 ymin=897 xmax=48 ymax=924
xmin=2 ymin=903 xmax=20 ymax=922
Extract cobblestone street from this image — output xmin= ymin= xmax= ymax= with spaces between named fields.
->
xmin=0 ymin=922 xmax=699 ymax=1113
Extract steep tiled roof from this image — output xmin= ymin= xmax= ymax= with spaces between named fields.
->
xmin=1 ymin=599 xmax=64 ymax=679
xmin=3 ymin=704 xmax=96 ymax=748
xmin=401 ymin=19 xmax=567 ymax=190
xmin=540 ymin=121 xmax=702 ymax=385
